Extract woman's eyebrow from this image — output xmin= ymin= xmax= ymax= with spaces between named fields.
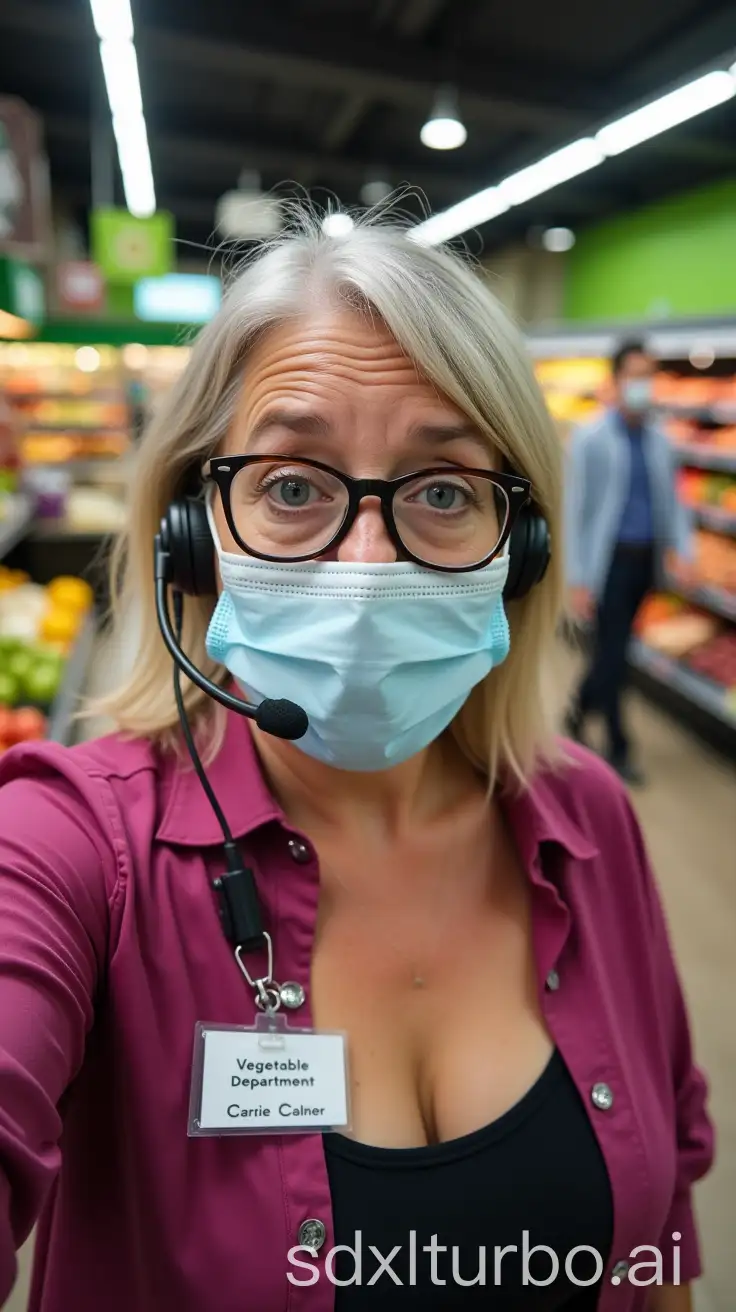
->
xmin=245 ymin=412 xmax=490 ymax=456
xmin=247 ymin=410 xmax=333 ymax=448
xmin=409 ymin=422 xmax=491 ymax=453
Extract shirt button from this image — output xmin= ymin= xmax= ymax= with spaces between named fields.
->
xmin=298 ymin=1218 xmax=326 ymax=1254
xmin=591 ymin=1082 xmax=614 ymax=1111
xmin=611 ymin=1260 xmax=630 ymax=1283
xmin=545 ymin=969 xmax=560 ymax=991
xmin=280 ymin=981 xmax=306 ymax=1010
xmin=288 ymin=839 xmax=312 ymax=864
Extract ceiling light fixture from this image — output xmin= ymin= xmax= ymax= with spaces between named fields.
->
xmin=99 ymin=39 xmax=143 ymax=118
xmin=595 ymin=70 xmax=735 ymax=155
xmin=89 ymin=0 xmax=133 ymax=41
xmin=420 ymin=87 xmax=467 ymax=151
xmin=89 ymin=0 xmax=156 ymax=218
xmin=542 ymin=226 xmax=576 ymax=252
xmin=497 ymin=138 xmax=605 ymax=206
xmin=411 ymin=64 xmax=736 ymax=245
xmin=408 ymin=187 xmax=509 ymax=245
xmin=360 ymin=179 xmax=393 ymax=206
xmin=322 ymin=212 xmax=355 ymax=237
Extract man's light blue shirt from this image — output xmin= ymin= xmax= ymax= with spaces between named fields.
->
xmin=564 ymin=409 xmax=692 ymax=598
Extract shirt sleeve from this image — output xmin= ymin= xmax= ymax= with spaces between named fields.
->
xmin=0 ymin=755 xmax=119 ymax=1304
xmin=623 ymin=795 xmax=714 ymax=1283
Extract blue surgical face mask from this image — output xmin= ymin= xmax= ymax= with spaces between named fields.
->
xmin=621 ymin=378 xmax=653 ymax=413
xmin=205 ymin=506 xmax=511 ymax=772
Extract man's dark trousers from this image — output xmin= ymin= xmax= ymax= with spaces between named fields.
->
xmin=577 ymin=544 xmax=655 ymax=764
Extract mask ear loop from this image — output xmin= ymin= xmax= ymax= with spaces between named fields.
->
xmin=204 ymin=485 xmax=226 ymax=557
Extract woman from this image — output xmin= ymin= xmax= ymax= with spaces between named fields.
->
xmin=0 ymin=216 xmax=712 ymax=1312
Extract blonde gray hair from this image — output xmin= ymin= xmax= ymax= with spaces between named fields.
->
xmin=96 ymin=211 xmax=564 ymax=787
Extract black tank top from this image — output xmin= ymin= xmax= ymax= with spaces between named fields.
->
xmin=323 ymin=1050 xmax=613 ymax=1309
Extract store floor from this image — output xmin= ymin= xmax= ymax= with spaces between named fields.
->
xmin=5 ymin=648 xmax=735 ymax=1312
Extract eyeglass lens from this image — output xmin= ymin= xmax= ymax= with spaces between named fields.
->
xmin=228 ymin=459 xmax=509 ymax=567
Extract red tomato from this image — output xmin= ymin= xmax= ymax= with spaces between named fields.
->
xmin=0 ymin=707 xmax=14 ymax=742
xmin=10 ymin=707 xmax=47 ymax=743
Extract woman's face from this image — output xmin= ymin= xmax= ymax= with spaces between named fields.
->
xmin=213 ymin=306 xmax=495 ymax=562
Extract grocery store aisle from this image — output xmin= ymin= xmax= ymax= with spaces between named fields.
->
xmin=5 ymin=646 xmax=735 ymax=1312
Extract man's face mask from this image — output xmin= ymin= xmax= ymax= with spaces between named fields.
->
xmin=621 ymin=378 xmax=653 ymax=414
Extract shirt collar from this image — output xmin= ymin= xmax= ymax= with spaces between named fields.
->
xmin=501 ymin=744 xmax=599 ymax=869
xmin=155 ymin=712 xmax=284 ymax=846
xmin=156 ymin=716 xmax=599 ymax=865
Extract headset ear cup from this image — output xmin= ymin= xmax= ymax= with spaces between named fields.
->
xmin=504 ymin=510 xmax=551 ymax=601
xmin=186 ymin=499 xmax=217 ymax=597
xmin=163 ymin=499 xmax=216 ymax=596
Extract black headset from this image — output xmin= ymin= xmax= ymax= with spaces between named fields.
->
xmin=158 ymin=492 xmax=551 ymax=603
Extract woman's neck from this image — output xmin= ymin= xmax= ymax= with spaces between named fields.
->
xmin=250 ymin=726 xmax=485 ymax=840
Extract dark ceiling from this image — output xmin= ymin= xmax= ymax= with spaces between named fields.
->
xmin=1 ymin=0 xmax=736 ymax=258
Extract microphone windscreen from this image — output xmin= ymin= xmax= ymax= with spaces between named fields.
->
xmin=255 ymin=698 xmax=309 ymax=740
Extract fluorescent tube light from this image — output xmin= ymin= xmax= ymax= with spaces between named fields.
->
xmin=89 ymin=0 xmax=133 ymax=42
xmin=596 ymin=70 xmax=736 ymax=155
xmin=112 ymin=112 xmax=156 ymax=217
xmin=99 ymin=38 xmax=143 ymax=119
xmin=409 ymin=188 xmax=509 ymax=245
xmin=497 ymin=138 xmax=605 ymax=206
xmin=90 ymin=0 xmax=157 ymax=216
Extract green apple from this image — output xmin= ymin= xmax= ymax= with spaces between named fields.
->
xmin=0 ymin=670 xmax=20 ymax=706
xmin=23 ymin=659 xmax=63 ymax=707
xmin=6 ymin=648 xmax=34 ymax=683
xmin=0 ymin=636 xmax=20 ymax=667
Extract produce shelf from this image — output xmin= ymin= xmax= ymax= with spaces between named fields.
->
xmin=45 ymin=612 xmax=97 ymax=746
xmin=629 ymin=639 xmax=736 ymax=729
xmin=673 ymin=446 xmax=736 ymax=474
xmin=692 ymin=506 xmax=736 ymax=536
xmin=664 ymin=577 xmax=736 ymax=623
xmin=659 ymin=404 xmax=736 ymax=424
xmin=0 ymin=495 xmax=33 ymax=563
xmin=25 ymin=457 xmax=134 ymax=484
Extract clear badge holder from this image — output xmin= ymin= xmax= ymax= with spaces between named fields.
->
xmin=189 ymin=942 xmax=350 ymax=1137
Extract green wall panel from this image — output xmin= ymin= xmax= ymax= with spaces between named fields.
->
xmin=565 ymin=179 xmax=736 ymax=321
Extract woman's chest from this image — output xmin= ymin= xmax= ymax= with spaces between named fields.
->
xmin=324 ymin=1051 xmax=614 ymax=1310
xmin=308 ymin=832 xmax=554 ymax=1145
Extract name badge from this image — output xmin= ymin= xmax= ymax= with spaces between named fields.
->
xmin=188 ymin=1018 xmax=350 ymax=1136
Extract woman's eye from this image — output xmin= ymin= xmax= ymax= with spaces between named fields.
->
xmin=418 ymin=482 xmax=469 ymax=510
xmin=269 ymin=477 xmax=315 ymax=507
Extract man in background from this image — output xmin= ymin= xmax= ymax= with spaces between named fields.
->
xmin=564 ymin=339 xmax=693 ymax=785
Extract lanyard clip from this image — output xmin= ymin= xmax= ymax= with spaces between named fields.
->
xmin=235 ymin=934 xmax=281 ymax=1014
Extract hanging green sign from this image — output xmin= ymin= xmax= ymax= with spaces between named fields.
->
xmin=0 ymin=255 xmax=45 ymax=328
xmin=90 ymin=208 xmax=174 ymax=284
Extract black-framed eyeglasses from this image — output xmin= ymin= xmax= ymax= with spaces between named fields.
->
xmin=203 ymin=454 xmax=532 ymax=573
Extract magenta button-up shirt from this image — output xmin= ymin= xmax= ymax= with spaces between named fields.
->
xmin=0 ymin=718 xmax=713 ymax=1312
